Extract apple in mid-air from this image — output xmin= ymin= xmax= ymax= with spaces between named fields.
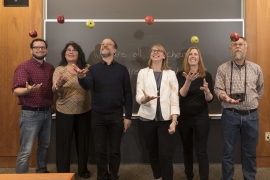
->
xmin=29 ymin=30 xmax=37 ymax=38
xmin=191 ymin=36 xmax=199 ymax=44
xmin=230 ymin=32 xmax=240 ymax=41
xmin=57 ymin=14 xmax=65 ymax=24
xmin=145 ymin=15 xmax=154 ymax=25
xmin=86 ymin=20 xmax=95 ymax=29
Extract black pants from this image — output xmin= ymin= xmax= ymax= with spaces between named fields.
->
xmin=55 ymin=110 xmax=91 ymax=175
xmin=91 ymin=110 xmax=124 ymax=180
xmin=140 ymin=120 xmax=178 ymax=180
xmin=178 ymin=109 xmax=210 ymax=180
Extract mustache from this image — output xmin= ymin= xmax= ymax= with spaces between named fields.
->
xmin=233 ymin=49 xmax=243 ymax=53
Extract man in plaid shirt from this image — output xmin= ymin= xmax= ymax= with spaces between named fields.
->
xmin=214 ymin=37 xmax=264 ymax=180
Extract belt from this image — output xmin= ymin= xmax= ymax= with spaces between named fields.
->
xmin=22 ymin=106 xmax=50 ymax=111
xmin=225 ymin=108 xmax=257 ymax=115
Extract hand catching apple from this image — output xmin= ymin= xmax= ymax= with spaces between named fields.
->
xmin=191 ymin=36 xmax=199 ymax=44
xmin=230 ymin=32 xmax=240 ymax=41
xmin=86 ymin=20 xmax=95 ymax=29
xmin=145 ymin=15 xmax=154 ymax=25
xmin=29 ymin=30 xmax=38 ymax=38
xmin=57 ymin=14 xmax=65 ymax=24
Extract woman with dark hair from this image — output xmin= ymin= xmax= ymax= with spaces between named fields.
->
xmin=136 ymin=44 xmax=180 ymax=180
xmin=176 ymin=46 xmax=214 ymax=180
xmin=52 ymin=42 xmax=91 ymax=179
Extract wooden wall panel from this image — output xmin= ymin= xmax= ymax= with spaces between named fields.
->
xmin=0 ymin=0 xmax=43 ymax=167
xmin=246 ymin=0 xmax=270 ymax=167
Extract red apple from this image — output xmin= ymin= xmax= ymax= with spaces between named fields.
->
xmin=230 ymin=32 xmax=240 ymax=41
xmin=57 ymin=14 xmax=65 ymax=24
xmin=145 ymin=15 xmax=154 ymax=25
xmin=29 ymin=30 xmax=37 ymax=38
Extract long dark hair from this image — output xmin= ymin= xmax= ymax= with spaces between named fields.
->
xmin=59 ymin=41 xmax=87 ymax=69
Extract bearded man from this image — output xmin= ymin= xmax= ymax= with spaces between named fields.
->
xmin=214 ymin=37 xmax=264 ymax=180
xmin=12 ymin=38 xmax=54 ymax=173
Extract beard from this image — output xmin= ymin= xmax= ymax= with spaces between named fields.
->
xmin=101 ymin=51 xmax=111 ymax=58
xmin=232 ymin=50 xmax=246 ymax=60
xmin=33 ymin=53 xmax=47 ymax=60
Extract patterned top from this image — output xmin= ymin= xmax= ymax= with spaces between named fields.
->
xmin=214 ymin=60 xmax=264 ymax=110
xmin=12 ymin=58 xmax=54 ymax=107
xmin=53 ymin=64 xmax=91 ymax=114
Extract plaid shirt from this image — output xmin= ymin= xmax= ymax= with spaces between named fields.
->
xmin=214 ymin=60 xmax=264 ymax=110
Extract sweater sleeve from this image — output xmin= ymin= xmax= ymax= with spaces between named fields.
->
xmin=78 ymin=66 xmax=93 ymax=90
xmin=123 ymin=67 xmax=133 ymax=120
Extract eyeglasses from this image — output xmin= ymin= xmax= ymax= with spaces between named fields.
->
xmin=66 ymin=49 xmax=78 ymax=53
xmin=32 ymin=46 xmax=46 ymax=50
xmin=151 ymin=49 xmax=163 ymax=53
xmin=231 ymin=43 xmax=245 ymax=47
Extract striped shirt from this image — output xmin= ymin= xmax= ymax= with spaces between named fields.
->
xmin=214 ymin=60 xmax=264 ymax=110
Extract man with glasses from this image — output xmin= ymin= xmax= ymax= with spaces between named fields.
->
xmin=12 ymin=38 xmax=55 ymax=173
xmin=73 ymin=38 xmax=133 ymax=180
xmin=214 ymin=37 xmax=264 ymax=180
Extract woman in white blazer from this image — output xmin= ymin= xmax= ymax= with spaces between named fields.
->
xmin=136 ymin=44 xmax=180 ymax=180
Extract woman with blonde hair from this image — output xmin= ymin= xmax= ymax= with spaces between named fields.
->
xmin=176 ymin=46 xmax=214 ymax=180
xmin=136 ymin=44 xmax=180 ymax=180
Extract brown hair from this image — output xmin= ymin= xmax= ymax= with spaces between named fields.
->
xmin=182 ymin=46 xmax=206 ymax=77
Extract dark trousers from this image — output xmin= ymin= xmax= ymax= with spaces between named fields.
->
xmin=178 ymin=110 xmax=210 ymax=180
xmin=91 ymin=110 xmax=124 ymax=180
xmin=140 ymin=120 xmax=178 ymax=180
xmin=55 ymin=110 xmax=91 ymax=175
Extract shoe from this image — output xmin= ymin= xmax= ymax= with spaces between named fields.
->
xmin=43 ymin=170 xmax=50 ymax=173
xmin=80 ymin=171 xmax=91 ymax=179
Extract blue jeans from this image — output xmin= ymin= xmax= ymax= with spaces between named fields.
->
xmin=15 ymin=109 xmax=51 ymax=173
xmin=221 ymin=108 xmax=259 ymax=180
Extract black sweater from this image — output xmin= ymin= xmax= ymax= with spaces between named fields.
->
xmin=176 ymin=71 xmax=214 ymax=115
xmin=78 ymin=61 xmax=133 ymax=119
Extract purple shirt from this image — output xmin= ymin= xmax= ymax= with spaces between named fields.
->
xmin=12 ymin=58 xmax=55 ymax=108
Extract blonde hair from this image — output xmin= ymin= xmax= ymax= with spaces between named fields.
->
xmin=182 ymin=46 xmax=206 ymax=77
xmin=147 ymin=44 xmax=170 ymax=70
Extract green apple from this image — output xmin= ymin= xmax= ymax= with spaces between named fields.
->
xmin=191 ymin=36 xmax=199 ymax=44
xmin=86 ymin=20 xmax=95 ymax=29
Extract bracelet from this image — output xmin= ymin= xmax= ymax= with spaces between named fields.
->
xmin=204 ymin=90 xmax=210 ymax=95
xmin=172 ymin=119 xmax=178 ymax=125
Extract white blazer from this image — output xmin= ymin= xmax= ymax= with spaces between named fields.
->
xmin=136 ymin=67 xmax=180 ymax=120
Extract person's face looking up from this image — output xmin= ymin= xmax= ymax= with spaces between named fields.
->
xmin=100 ymin=39 xmax=116 ymax=58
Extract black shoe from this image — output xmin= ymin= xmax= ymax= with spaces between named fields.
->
xmin=43 ymin=170 xmax=50 ymax=173
xmin=80 ymin=171 xmax=91 ymax=179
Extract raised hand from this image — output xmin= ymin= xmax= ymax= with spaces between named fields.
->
xmin=200 ymin=78 xmax=210 ymax=93
xmin=183 ymin=70 xmax=199 ymax=82
xmin=220 ymin=94 xmax=241 ymax=104
xmin=72 ymin=64 xmax=88 ymax=79
xmin=142 ymin=89 xmax=159 ymax=103
xmin=26 ymin=82 xmax=42 ymax=92
xmin=56 ymin=74 xmax=68 ymax=87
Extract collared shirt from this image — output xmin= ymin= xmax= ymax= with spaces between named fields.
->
xmin=12 ymin=58 xmax=55 ymax=108
xmin=101 ymin=59 xmax=115 ymax=65
xmin=214 ymin=60 xmax=264 ymax=110
xmin=53 ymin=64 xmax=91 ymax=114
